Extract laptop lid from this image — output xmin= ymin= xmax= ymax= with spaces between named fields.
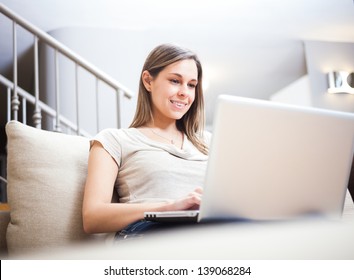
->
xmin=198 ymin=95 xmax=354 ymax=221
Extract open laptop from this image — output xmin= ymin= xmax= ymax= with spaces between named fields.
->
xmin=144 ymin=95 xmax=354 ymax=223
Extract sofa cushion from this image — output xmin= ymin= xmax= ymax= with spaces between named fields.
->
xmin=5 ymin=121 xmax=97 ymax=256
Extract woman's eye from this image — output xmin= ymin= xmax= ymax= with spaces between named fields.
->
xmin=170 ymin=79 xmax=179 ymax=84
xmin=188 ymin=83 xmax=197 ymax=89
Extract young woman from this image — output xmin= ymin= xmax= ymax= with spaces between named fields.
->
xmin=82 ymin=44 xmax=210 ymax=238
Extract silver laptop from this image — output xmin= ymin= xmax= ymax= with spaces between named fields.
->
xmin=145 ymin=95 xmax=354 ymax=223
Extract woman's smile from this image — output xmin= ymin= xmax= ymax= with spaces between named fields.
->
xmin=170 ymin=99 xmax=188 ymax=109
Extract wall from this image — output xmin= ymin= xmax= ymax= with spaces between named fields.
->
xmin=270 ymin=75 xmax=312 ymax=106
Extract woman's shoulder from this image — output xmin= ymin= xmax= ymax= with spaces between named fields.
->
xmin=95 ymin=127 xmax=136 ymax=137
xmin=92 ymin=127 xmax=140 ymax=144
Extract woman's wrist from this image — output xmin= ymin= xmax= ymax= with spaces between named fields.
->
xmin=155 ymin=200 xmax=175 ymax=212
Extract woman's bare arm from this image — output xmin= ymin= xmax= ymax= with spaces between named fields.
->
xmin=82 ymin=142 xmax=202 ymax=234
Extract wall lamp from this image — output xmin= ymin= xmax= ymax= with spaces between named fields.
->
xmin=327 ymin=71 xmax=354 ymax=94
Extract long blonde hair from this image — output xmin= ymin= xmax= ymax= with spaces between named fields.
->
xmin=130 ymin=44 xmax=208 ymax=155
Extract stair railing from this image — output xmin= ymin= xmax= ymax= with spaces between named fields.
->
xmin=0 ymin=3 xmax=134 ymax=134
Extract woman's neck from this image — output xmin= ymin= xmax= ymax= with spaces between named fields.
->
xmin=147 ymin=119 xmax=179 ymax=133
xmin=141 ymin=120 xmax=184 ymax=148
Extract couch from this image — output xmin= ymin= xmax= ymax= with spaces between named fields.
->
xmin=1 ymin=121 xmax=354 ymax=259
xmin=0 ymin=121 xmax=111 ymax=259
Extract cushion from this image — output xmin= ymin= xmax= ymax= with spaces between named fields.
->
xmin=5 ymin=121 xmax=97 ymax=256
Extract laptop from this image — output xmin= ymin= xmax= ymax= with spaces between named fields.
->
xmin=145 ymin=95 xmax=354 ymax=223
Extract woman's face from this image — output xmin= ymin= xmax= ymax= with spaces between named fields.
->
xmin=145 ymin=59 xmax=198 ymax=123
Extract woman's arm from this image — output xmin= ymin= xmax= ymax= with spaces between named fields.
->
xmin=82 ymin=142 xmax=202 ymax=234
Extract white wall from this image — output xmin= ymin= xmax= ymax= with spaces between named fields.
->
xmin=270 ymin=75 xmax=312 ymax=106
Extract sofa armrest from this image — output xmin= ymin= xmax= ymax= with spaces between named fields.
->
xmin=0 ymin=210 xmax=10 ymax=257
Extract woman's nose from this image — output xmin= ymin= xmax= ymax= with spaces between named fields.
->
xmin=178 ymin=84 xmax=188 ymax=96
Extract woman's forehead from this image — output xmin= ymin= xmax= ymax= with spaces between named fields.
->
xmin=162 ymin=59 xmax=198 ymax=80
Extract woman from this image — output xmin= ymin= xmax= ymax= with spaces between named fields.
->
xmin=82 ymin=44 xmax=210 ymax=238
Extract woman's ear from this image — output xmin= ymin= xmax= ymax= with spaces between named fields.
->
xmin=142 ymin=70 xmax=152 ymax=92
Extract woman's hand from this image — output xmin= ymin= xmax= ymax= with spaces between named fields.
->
xmin=168 ymin=187 xmax=203 ymax=211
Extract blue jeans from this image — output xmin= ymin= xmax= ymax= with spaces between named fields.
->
xmin=114 ymin=220 xmax=178 ymax=241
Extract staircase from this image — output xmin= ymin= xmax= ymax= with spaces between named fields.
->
xmin=0 ymin=3 xmax=134 ymax=201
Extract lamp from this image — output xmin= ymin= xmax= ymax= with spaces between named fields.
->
xmin=327 ymin=71 xmax=354 ymax=94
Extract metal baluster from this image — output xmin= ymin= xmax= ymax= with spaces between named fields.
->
xmin=75 ymin=63 xmax=80 ymax=135
xmin=95 ymin=78 xmax=99 ymax=133
xmin=7 ymin=87 xmax=11 ymax=122
xmin=22 ymin=96 xmax=26 ymax=124
xmin=11 ymin=21 xmax=20 ymax=121
xmin=33 ymin=35 xmax=42 ymax=128
xmin=116 ymin=88 xmax=123 ymax=129
xmin=54 ymin=49 xmax=61 ymax=132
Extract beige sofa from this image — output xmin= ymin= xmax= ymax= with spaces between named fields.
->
xmin=0 ymin=121 xmax=110 ymax=259
xmin=1 ymin=121 xmax=354 ymax=259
